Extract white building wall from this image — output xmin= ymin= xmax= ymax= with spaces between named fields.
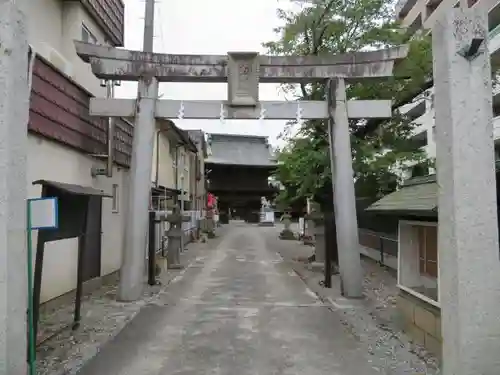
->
xmin=26 ymin=0 xmax=107 ymax=97
xmin=60 ymin=2 xmax=108 ymax=96
xmin=28 ymin=136 xmax=128 ymax=303
xmin=26 ymin=0 xmax=63 ymax=54
xmin=152 ymin=130 xmax=177 ymax=190
xmin=25 ymin=1 xmax=127 ymax=302
xmin=177 ymin=147 xmax=191 ymax=201
xmin=413 ymin=107 xmax=436 ymax=159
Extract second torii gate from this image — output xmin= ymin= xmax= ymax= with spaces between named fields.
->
xmin=75 ymin=41 xmax=408 ymax=300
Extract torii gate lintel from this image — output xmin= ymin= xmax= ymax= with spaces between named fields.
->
xmin=74 ymin=41 xmax=408 ymax=83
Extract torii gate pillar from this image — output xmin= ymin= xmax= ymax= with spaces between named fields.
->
xmin=0 ymin=0 xmax=29 ymax=372
xmin=434 ymin=8 xmax=500 ymax=374
xmin=328 ymin=78 xmax=363 ymax=297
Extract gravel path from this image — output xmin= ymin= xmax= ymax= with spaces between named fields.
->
xmin=267 ymin=224 xmax=441 ymax=374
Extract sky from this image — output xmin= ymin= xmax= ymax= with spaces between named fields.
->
xmin=116 ymin=0 xmax=297 ymax=147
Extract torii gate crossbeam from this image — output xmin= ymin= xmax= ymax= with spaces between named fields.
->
xmin=89 ymin=99 xmax=392 ymax=120
xmin=75 ymin=41 xmax=408 ymax=83
xmin=75 ymin=41 xmax=408 ymax=300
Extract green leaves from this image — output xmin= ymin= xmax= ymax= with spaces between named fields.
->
xmin=267 ymin=0 xmax=433 ymax=205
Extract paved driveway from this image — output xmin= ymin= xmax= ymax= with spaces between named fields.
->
xmin=76 ymin=222 xmax=383 ymax=375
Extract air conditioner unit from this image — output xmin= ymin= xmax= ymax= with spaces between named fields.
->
xmin=38 ymin=43 xmax=74 ymax=78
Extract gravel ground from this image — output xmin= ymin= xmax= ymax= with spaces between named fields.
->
xmin=268 ymin=224 xmax=441 ymax=375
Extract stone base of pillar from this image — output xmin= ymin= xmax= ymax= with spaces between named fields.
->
xmin=279 ymin=229 xmax=295 ymax=240
xmin=303 ymin=235 xmax=314 ymax=246
xmin=156 ymin=254 xmax=167 ymax=275
xmin=308 ymin=262 xmax=339 ymax=274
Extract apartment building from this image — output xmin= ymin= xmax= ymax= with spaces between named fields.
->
xmin=395 ymin=0 xmax=500 ymax=168
xmin=367 ymin=0 xmax=500 ymax=357
xmin=26 ymin=0 xmax=129 ymax=303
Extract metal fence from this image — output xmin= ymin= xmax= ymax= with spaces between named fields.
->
xmin=182 ymin=210 xmax=200 ymax=233
xmin=358 ymin=228 xmax=398 ymax=268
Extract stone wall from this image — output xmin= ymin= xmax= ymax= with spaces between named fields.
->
xmin=397 ymin=289 xmax=442 ymax=359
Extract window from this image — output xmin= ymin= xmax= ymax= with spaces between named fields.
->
xmin=411 ymin=163 xmax=429 ymax=178
xmin=82 ymin=24 xmax=97 ymax=44
xmin=398 ymin=221 xmax=439 ymax=306
xmin=417 ymin=226 xmax=438 ymax=278
xmin=495 ymin=146 xmax=500 ymax=161
xmin=112 ymin=184 xmax=119 ymax=213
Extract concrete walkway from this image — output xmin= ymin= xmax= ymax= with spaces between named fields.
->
xmin=76 ymin=222 xmax=384 ymax=375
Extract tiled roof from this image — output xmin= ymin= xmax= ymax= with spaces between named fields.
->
xmin=205 ymin=133 xmax=276 ymax=167
xmin=367 ymin=164 xmax=500 ymax=217
xmin=366 ymin=175 xmax=437 ymax=217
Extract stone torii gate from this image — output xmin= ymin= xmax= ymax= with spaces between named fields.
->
xmin=434 ymin=7 xmax=500 ymax=375
xmin=75 ymin=41 xmax=408 ymax=300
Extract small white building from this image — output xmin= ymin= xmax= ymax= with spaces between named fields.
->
xmin=365 ymin=175 xmax=441 ymax=357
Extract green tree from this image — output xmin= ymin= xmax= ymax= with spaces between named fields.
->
xmin=265 ymin=0 xmax=433 ymax=208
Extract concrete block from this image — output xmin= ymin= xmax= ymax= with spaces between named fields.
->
xmin=405 ymin=322 xmax=425 ymax=346
xmin=279 ymin=229 xmax=296 ymax=240
xmin=425 ymin=333 xmax=442 ymax=359
xmin=414 ymin=305 xmax=437 ymax=336
xmin=435 ymin=315 xmax=442 ymax=339
xmin=156 ymin=255 xmax=168 ymax=274
xmin=397 ymin=295 xmax=415 ymax=323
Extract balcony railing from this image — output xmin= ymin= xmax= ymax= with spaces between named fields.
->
xmin=486 ymin=24 xmax=500 ymax=61
xmin=491 ymin=24 xmax=500 ymax=40
xmin=395 ymin=0 xmax=418 ymax=18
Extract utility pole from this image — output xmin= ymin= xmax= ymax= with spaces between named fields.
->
xmin=117 ymin=0 xmax=158 ymax=301
xmin=0 ymin=0 xmax=30 ymax=372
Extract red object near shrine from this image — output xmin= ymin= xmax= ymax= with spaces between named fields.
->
xmin=207 ymin=193 xmax=216 ymax=208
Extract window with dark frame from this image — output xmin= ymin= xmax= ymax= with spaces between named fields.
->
xmin=417 ymin=225 xmax=438 ymax=278
xmin=81 ymin=24 xmax=98 ymax=44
